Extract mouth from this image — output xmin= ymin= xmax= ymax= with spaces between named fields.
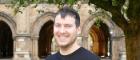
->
xmin=58 ymin=36 xmax=67 ymax=41
xmin=55 ymin=33 xmax=70 ymax=41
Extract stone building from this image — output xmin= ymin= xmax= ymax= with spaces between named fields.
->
xmin=0 ymin=3 xmax=126 ymax=60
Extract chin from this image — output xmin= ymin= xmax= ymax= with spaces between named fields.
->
xmin=58 ymin=44 xmax=69 ymax=48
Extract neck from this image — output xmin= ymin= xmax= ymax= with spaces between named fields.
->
xmin=59 ymin=42 xmax=80 ymax=55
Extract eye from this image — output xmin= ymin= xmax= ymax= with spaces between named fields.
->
xmin=54 ymin=23 xmax=61 ymax=27
xmin=65 ymin=24 xmax=72 ymax=28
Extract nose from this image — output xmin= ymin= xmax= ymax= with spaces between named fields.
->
xmin=60 ymin=26 xmax=65 ymax=33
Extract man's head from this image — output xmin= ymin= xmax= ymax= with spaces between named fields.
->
xmin=55 ymin=7 xmax=80 ymax=27
xmin=53 ymin=7 xmax=80 ymax=48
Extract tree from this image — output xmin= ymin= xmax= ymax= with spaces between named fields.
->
xmin=89 ymin=0 xmax=140 ymax=60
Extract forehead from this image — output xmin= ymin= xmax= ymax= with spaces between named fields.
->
xmin=54 ymin=14 xmax=75 ymax=23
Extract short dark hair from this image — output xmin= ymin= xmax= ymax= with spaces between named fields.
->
xmin=55 ymin=6 xmax=80 ymax=27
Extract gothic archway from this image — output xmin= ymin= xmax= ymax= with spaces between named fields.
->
xmin=0 ymin=12 xmax=16 ymax=59
xmin=0 ymin=21 xmax=13 ymax=58
xmin=88 ymin=21 xmax=110 ymax=58
xmin=0 ymin=12 xmax=16 ymax=37
xmin=31 ymin=12 xmax=55 ymax=59
xmin=38 ymin=20 xmax=54 ymax=58
xmin=82 ymin=10 xmax=126 ymax=60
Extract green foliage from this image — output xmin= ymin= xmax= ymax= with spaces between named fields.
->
xmin=67 ymin=0 xmax=75 ymax=6
xmin=94 ymin=18 xmax=101 ymax=28
xmin=88 ymin=0 xmax=125 ymax=10
xmin=127 ymin=0 xmax=140 ymax=20
xmin=11 ymin=0 xmax=37 ymax=14
xmin=112 ymin=0 xmax=119 ymax=6
xmin=10 ymin=0 xmax=78 ymax=14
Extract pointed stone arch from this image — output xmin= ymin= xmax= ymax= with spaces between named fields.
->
xmin=31 ymin=12 xmax=55 ymax=37
xmin=0 ymin=12 xmax=16 ymax=37
xmin=82 ymin=10 xmax=126 ymax=60
xmin=0 ymin=12 xmax=16 ymax=59
xmin=31 ymin=12 xmax=55 ymax=60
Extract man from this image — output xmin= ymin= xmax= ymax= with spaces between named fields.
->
xmin=45 ymin=6 xmax=100 ymax=60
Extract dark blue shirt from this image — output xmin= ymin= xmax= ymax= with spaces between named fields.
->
xmin=45 ymin=47 xmax=100 ymax=60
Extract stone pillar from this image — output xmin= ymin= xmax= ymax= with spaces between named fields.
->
xmin=112 ymin=36 xmax=126 ymax=60
xmin=13 ymin=34 xmax=32 ymax=60
xmin=119 ymin=36 xmax=126 ymax=60
xmin=82 ymin=36 xmax=88 ymax=49
xmin=112 ymin=37 xmax=120 ymax=60
xmin=32 ymin=36 xmax=39 ymax=60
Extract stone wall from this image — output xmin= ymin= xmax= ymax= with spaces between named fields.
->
xmin=0 ymin=4 xmax=126 ymax=60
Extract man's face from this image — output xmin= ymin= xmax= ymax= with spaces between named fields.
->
xmin=53 ymin=14 xmax=80 ymax=48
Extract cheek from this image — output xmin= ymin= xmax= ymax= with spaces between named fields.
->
xmin=53 ymin=27 xmax=58 ymax=34
xmin=69 ymin=29 xmax=77 ymax=37
xmin=53 ymin=29 xmax=58 ymax=38
xmin=71 ymin=28 xmax=77 ymax=34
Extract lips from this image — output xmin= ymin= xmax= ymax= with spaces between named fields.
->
xmin=58 ymin=37 xmax=66 ymax=42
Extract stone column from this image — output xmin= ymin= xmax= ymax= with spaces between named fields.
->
xmin=112 ymin=36 xmax=126 ymax=60
xmin=13 ymin=34 xmax=32 ymax=60
xmin=82 ymin=36 xmax=88 ymax=49
xmin=112 ymin=37 xmax=120 ymax=60
xmin=119 ymin=36 xmax=126 ymax=60
xmin=32 ymin=36 xmax=39 ymax=60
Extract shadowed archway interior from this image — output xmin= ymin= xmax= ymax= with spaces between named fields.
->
xmin=38 ymin=20 xmax=54 ymax=58
xmin=89 ymin=22 xmax=111 ymax=58
xmin=0 ymin=21 xmax=13 ymax=58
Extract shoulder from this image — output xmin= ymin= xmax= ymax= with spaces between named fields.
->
xmin=80 ymin=47 xmax=100 ymax=60
xmin=45 ymin=53 xmax=59 ymax=60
